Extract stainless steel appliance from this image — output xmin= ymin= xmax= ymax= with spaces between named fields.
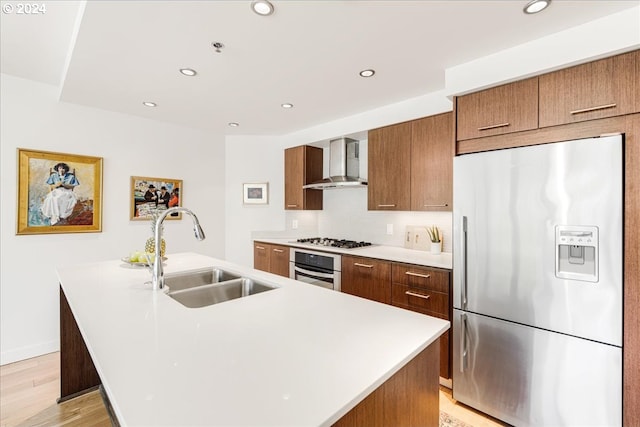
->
xmin=302 ymin=138 xmax=367 ymax=189
xmin=453 ymin=135 xmax=623 ymax=427
xmin=290 ymin=248 xmax=342 ymax=291
xmin=294 ymin=237 xmax=372 ymax=249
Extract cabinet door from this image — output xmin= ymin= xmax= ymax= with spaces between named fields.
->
xmin=284 ymin=146 xmax=323 ymax=210
xmin=456 ymin=77 xmax=539 ymax=140
xmin=341 ymin=256 xmax=391 ymax=304
xmin=269 ymin=244 xmax=290 ymax=277
xmin=539 ymin=50 xmax=640 ymax=127
xmin=411 ymin=112 xmax=453 ymax=211
xmin=253 ymin=242 xmax=270 ymax=272
xmin=391 ymin=263 xmax=452 ymax=379
xmin=368 ymin=122 xmax=412 ymax=211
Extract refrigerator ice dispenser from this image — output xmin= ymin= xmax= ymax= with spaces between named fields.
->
xmin=555 ymin=225 xmax=599 ymax=282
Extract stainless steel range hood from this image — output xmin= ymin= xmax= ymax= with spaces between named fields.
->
xmin=302 ymin=138 xmax=367 ymax=190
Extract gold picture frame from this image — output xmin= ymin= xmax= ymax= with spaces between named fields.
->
xmin=130 ymin=176 xmax=183 ymax=220
xmin=17 ymin=148 xmax=103 ymax=235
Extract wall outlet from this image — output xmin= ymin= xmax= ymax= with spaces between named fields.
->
xmin=292 ymin=219 xmax=299 ymax=229
xmin=386 ymin=224 xmax=393 ymax=235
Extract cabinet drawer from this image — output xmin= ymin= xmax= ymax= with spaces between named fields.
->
xmin=391 ymin=264 xmax=449 ymax=294
xmin=539 ymin=50 xmax=640 ymax=127
xmin=392 ymin=284 xmax=448 ymax=318
xmin=342 ymin=256 xmax=391 ymax=304
xmin=456 ymin=77 xmax=539 ymax=140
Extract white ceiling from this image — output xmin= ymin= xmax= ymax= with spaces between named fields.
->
xmin=1 ymin=0 xmax=638 ymax=135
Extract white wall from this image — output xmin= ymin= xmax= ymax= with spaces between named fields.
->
xmin=224 ymin=135 xmax=289 ymax=267
xmin=445 ymin=6 xmax=640 ymax=96
xmin=223 ymin=9 xmax=638 ymax=270
xmin=0 ymin=74 xmax=225 ymax=364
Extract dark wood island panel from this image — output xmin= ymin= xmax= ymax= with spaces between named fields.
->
xmin=59 ymin=286 xmax=101 ymax=402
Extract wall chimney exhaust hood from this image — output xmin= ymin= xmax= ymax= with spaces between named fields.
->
xmin=303 ymin=138 xmax=367 ymax=190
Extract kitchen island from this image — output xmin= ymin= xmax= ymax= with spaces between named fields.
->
xmin=57 ymin=252 xmax=449 ymax=426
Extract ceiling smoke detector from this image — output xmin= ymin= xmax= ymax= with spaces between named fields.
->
xmin=251 ymin=0 xmax=274 ymax=16
xmin=212 ymin=42 xmax=225 ymax=53
xmin=523 ymin=0 xmax=551 ymax=14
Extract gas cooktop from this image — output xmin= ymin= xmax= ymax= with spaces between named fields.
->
xmin=294 ymin=237 xmax=373 ymax=249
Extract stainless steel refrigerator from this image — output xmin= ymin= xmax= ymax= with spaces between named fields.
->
xmin=452 ymin=135 xmax=622 ymax=426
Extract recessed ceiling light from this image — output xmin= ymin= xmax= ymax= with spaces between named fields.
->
xmin=523 ymin=0 xmax=551 ymax=14
xmin=228 ymin=122 xmax=240 ymax=127
xmin=179 ymin=68 xmax=197 ymax=76
xmin=251 ymin=0 xmax=274 ymax=16
xmin=359 ymin=69 xmax=375 ymax=78
xmin=143 ymin=101 xmax=157 ymax=107
xmin=281 ymin=103 xmax=294 ymax=109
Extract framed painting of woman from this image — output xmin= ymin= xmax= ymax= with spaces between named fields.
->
xmin=16 ymin=148 xmax=103 ymax=235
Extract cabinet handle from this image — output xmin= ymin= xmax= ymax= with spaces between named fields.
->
xmin=377 ymin=204 xmax=396 ymax=208
xmin=405 ymin=291 xmax=431 ymax=300
xmin=273 ymin=249 xmax=284 ymax=253
xmin=286 ymin=204 xmax=298 ymax=208
xmin=354 ymin=263 xmax=373 ymax=268
xmin=477 ymin=122 xmax=510 ymax=131
xmin=570 ymin=103 xmax=617 ymax=115
xmin=256 ymin=246 xmax=266 ymax=250
xmin=405 ymin=271 xmax=431 ymax=279
xmin=423 ymin=203 xmax=449 ymax=207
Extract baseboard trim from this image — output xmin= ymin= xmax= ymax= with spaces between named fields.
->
xmin=0 ymin=340 xmax=59 ymax=365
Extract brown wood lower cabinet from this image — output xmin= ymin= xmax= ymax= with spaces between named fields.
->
xmin=390 ymin=262 xmax=452 ymax=379
xmin=341 ymin=256 xmax=453 ymax=380
xmin=341 ymin=255 xmax=391 ymax=304
xmin=253 ymin=242 xmax=290 ymax=277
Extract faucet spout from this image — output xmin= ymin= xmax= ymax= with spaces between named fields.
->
xmin=151 ymin=207 xmax=206 ymax=291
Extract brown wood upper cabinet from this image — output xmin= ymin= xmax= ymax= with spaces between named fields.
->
xmin=284 ymin=145 xmax=323 ymax=210
xmin=368 ymin=112 xmax=453 ymax=211
xmin=253 ymin=242 xmax=290 ymax=277
xmin=455 ymin=77 xmax=539 ymax=141
xmin=341 ymin=255 xmax=391 ymax=304
xmin=539 ymin=50 xmax=640 ymax=127
xmin=368 ymin=122 xmax=412 ymax=211
xmin=411 ymin=112 xmax=453 ymax=211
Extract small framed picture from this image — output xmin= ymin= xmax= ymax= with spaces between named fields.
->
xmin=130 ymin=176 xmax=183 ymax=220
xmin=243 ymin=183 xmax=268 ymax=205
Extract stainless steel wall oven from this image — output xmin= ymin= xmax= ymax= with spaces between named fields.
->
xmin=289 ymin=248 xmax=341 ymax=291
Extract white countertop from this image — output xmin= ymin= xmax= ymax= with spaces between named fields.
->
xmin=255 ymin=238 xmax=453 ymax=270
xmin=57 ymin=252 xmax=449 ymax=426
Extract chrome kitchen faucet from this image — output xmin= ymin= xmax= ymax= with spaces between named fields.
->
xmin=151 ymin=207 xmax=206 ymax=290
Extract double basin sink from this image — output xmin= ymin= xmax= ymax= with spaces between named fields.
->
xmin=164 ymin=268 xmax=277 ymax=308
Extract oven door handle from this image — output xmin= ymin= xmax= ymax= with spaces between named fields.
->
xmin=293 ymin=265 xmax=335 ymax=279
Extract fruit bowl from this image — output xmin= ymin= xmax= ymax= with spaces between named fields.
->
xmin=121 ymin=255 xmax=167 ymax=267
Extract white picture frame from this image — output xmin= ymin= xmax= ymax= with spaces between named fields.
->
xmin=243 ymin=182 xmax=268 ymax=205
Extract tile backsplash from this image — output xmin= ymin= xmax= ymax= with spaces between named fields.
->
xmin=283 ymin=188 xmax=453 ymax=253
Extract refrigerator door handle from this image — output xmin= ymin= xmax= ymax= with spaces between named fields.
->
xmin=461 ymin=216 xmax=468 ymax=310
xmin=460 ymin=312 xmax=468 ymax=373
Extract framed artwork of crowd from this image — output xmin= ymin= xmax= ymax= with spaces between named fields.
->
xmin=130 ymin=176 xmax=183 ymax=220
xmin=16 ymin=148 xmax=103 ymax=235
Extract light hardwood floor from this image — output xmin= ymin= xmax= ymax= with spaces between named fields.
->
xmin=1 ymin=352 xmax=507 ymax=427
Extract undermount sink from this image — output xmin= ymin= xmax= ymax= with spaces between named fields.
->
xmin=164 ymin=267 xmax=241 ymax=292
xmin=165 ymin=269 xmax=277 ymax=308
